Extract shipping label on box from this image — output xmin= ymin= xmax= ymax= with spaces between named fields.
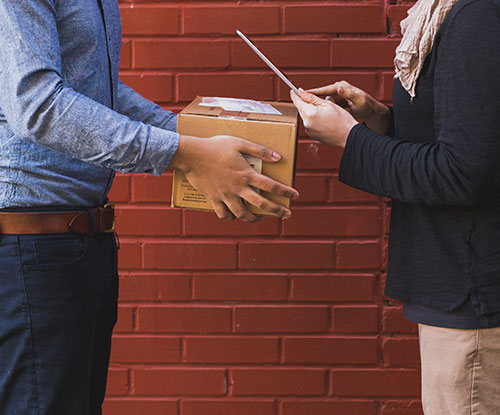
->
xmin=171 ymin=97 xmax=298 ymax=217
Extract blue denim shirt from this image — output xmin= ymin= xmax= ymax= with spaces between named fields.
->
xmin=0 ymin=0 xmax=179 ymax=208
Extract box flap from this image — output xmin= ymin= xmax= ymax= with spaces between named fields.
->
xmin=181 ymin=96 xmax=297 ymax=124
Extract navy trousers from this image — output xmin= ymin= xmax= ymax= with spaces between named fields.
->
xmin=0 ymin=232 xmax=118 ymax=415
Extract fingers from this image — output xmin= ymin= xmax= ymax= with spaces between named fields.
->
xmin=237 ymin=140 xmax=282 ymax=163
xmin=249 ymin=173 xmax=299 ymax=202
xmin=224 ymin=197 xmax=259 ymax=223
xmin=297 ymin=88 xmax=324 ymax=106
xmin=290 ymin=89 xmax=324 ymax=115
xmin=290 ymin=89 xmax=320 ymax=133
xmin=214 ymin=193 xmax=279 ymax=222
xmin=212 ymin=201 xmax=236 ymax=221
xmin=337 ymin=84 xmax=362 ymax=103
xmin=240 ymin=188 xmax=291 ymax=219
xmin=308 ymin=84 xmax=339 ymax=96
xmin=308 ymin=81 xmax=361 ymax=102
xmin=290 ymin=88 xmax=311 ymax=116
xmin=308 ymin=81 xmax=353 ymax=96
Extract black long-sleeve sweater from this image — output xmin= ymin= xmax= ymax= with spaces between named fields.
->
xmin=339 ymin=0 xmax=500 ymax=314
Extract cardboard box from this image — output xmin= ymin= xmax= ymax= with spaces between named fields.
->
xmin=171 ymin=97 xmax=298 ymax=216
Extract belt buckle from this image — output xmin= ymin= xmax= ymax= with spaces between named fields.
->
xmin=103 ymin=203 xmax=115 ymax=233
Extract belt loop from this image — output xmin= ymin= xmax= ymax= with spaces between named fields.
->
xmin=88 ymin=208 xmax=95 ymax=238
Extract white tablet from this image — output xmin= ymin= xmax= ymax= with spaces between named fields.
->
xmin=236 ymin=30 xmax=300 ymax=95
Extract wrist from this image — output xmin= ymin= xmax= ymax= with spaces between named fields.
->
xmin=364 ymin=102 xmax=391 ymax=134
xmin=340 ymin=120 xmax=359 ymax=148
xmin=169 ymin=135 xmax=200 ymax=173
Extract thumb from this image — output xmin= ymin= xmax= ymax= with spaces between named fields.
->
xmin=290 ymin=88 xmax=316 ymax=120
xmin=338 ymin=86 xmax=361 ymax=103
xmin=239 ymin=140 xmax=282 ymax=163
xmin=298 ymin=88 xmax=324 ymax=106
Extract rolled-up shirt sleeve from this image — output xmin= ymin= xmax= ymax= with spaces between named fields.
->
xmin=0 ymin=0 xmax=178 ymax=176
xmin=116 ymin=80 xmax=178 ymax=132
xmin=339 ymin=0 xmax=500 ymax=207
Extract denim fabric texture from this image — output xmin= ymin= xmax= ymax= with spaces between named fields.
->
xmin=0 ymin=0 xmax=179 ymax=208
xmin=0 ymin=232 xmax=118 ymax=415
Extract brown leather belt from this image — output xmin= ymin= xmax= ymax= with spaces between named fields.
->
xmin=0 ymin=205 xmax=115 ymax=235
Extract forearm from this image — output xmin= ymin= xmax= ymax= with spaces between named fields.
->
xmin=116 ymin=80 xmax=177 ymax=131
xmin=340 ymin=124 xmax=499 ymax=206
xmin=4 ymin=76 xmax=179 ymax=175
xmin=363 ymin=101 xmax=392 ymax=135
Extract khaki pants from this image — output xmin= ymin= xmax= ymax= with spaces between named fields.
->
xmin=419 ymin=324 xmax=500 ymax=414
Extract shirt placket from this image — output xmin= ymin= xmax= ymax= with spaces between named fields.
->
xmin=96 ymin=0 xmax=117 ymax=109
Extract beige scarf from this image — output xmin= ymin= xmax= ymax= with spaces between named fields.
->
xmin=394 ymin=0 xmax=458 ymax=98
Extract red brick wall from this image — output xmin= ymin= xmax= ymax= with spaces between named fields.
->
xmin=105 ymin=1 xmax=422 ymax=414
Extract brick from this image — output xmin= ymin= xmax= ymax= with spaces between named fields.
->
xmin=235 ymin=306 xmax=329 ymax=333
xmin=282 ymin=400 xmax=377 ymax=415
xmin=184 ymin=6 xmax=279 ymax=35
xmin=108 ymin=174 xmax=130 ymax=203
xmin=291 ymin=275 xmax=375 ymax=302
xmin=132 ymin=173 xmax=172 ymax=203
xmin=296 ymin=141 xmax=343 ymax=170
xmin=331 ymin=39 xmax=400 ymax=68
xmin=386 ymin=5 xmax=412 ymax=36
xmin=283 ymin=208 xmax=379 ymax=236
xmin=110 ymin=336 xmax=180 ymax=363
xmin=115 ymin=208 xmax=181 ymax=236
xmin=134 ymin=40 xmax=229 ymax=69
xmin=137 ymin=306 xmax=231 ymax=333
xmin=382 ymin=338 xmax=420 ymax=367
xmin=185 ymin=337 xmax=279 ymax=363
xmin=103 ymin=399 xmax=178 ymax=415
xmin=115 ymin=305 xmax=134 ymax=333
xmin=382 ymin=306 xmax=418 ymax=334
xmin=278 ymin=73 xmax=379 ymax=101
xmin=120 ymin=41 xmax=131 ymax=69
xmin=193 ymin=274 xmax=287 ymax=301
xmin=182 ymin=400 xmax=275 ymax=415
xmin=381 ymin=400 xmax=423 ymax=415
xmin=118 ymin=242 xmax=141 ymax=270
xmin=239 ymin=241 xmax=334 ymax=270
xmin=232 ymin=40 xmax=330 ymax=69
xmin=331 ymin=369 xmax=421 ymax=397
xmin=177 ymin=73 xmax=274 ymax=103
xmin=232 ymin=369 xmax=326 ymax=396
xmin=120 ymin=6 xmax=179 ymax=35
xmin=336 ymin=241 xmax=380 ymax=269
xmin=120 ymin=73 xmax=173 ymax=103
xmin=293 ymin=174 xmax=330 ymax=203
xmin=284 ymin=5 xmax=382 ymax=34
xmin=383 ymin=72 xmax=396 ymax=102
xmin=143 ymin=242 xmax=237 ymax=270
xmin=333 ymin=306 xmax=379 ymax=334
xmin=332 ymin=176 xmax=378 ymax=202
xmin=184 ymin=211 xmax=279 ymax=237
xmin=133 ymin=369 xmax=226 ymax=396
xmin=119 ymin=274 xmax=191 ymax=301
xmin=106 ymin=368 xmax=129 ymax=396
xmin=284 ymin=337 xmax=378 ymax=364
